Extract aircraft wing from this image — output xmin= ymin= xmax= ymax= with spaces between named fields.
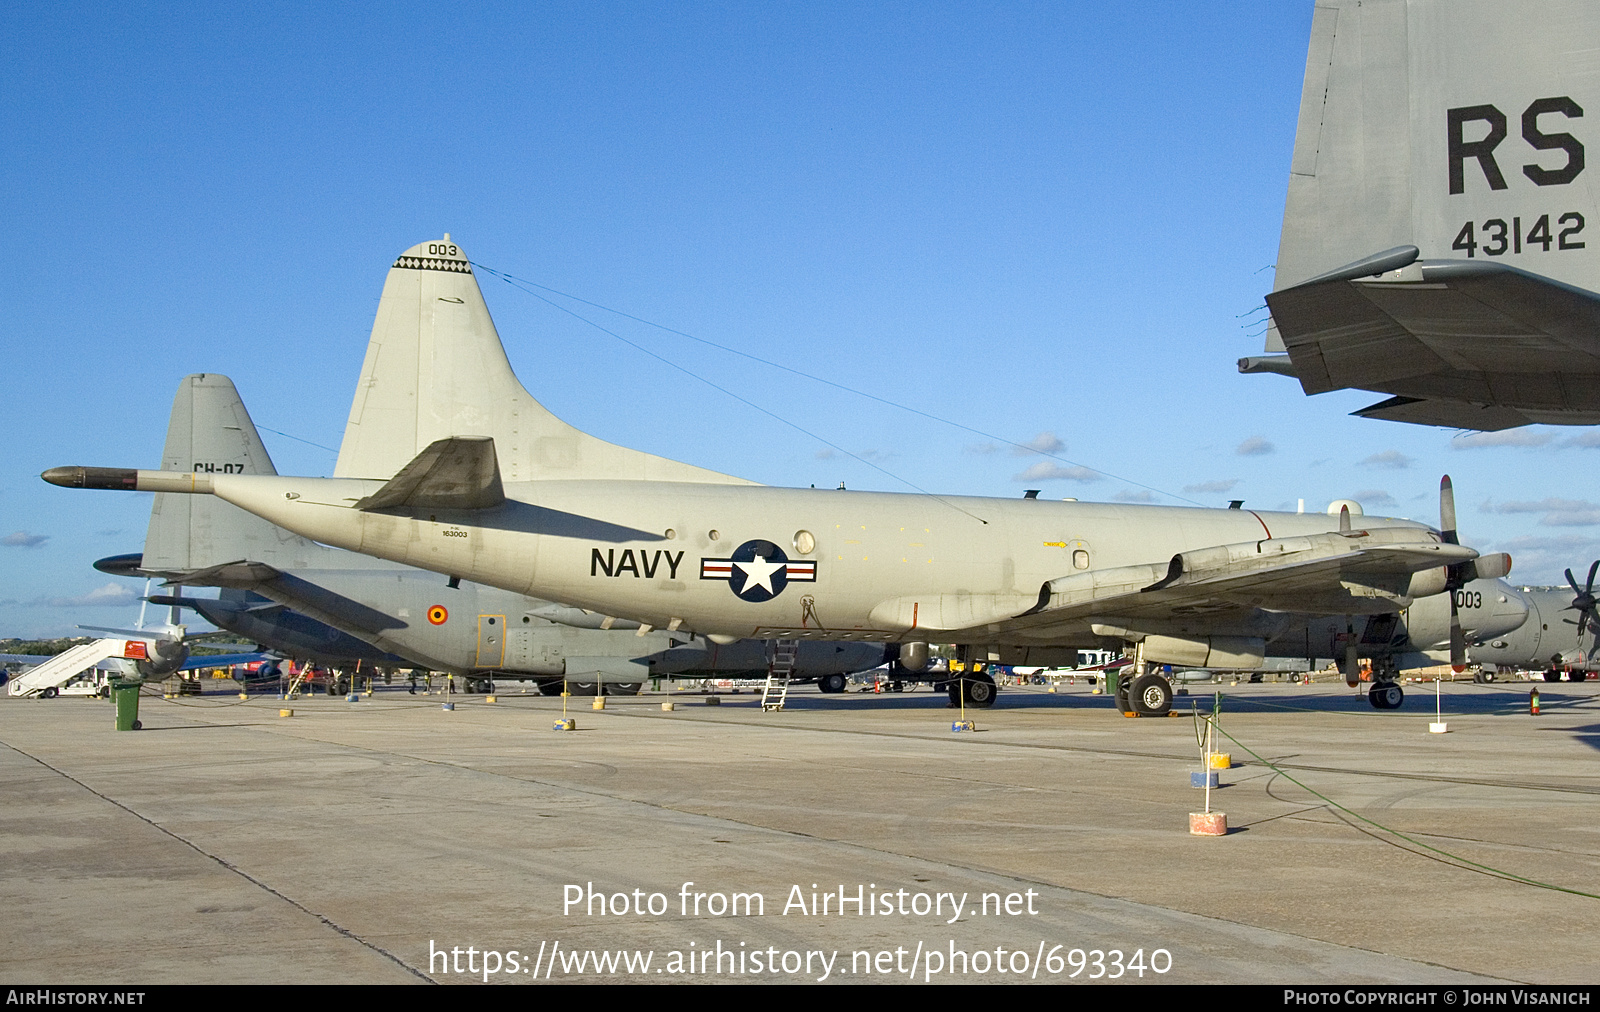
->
xmin=871 ymin=526 xmax=1477 ymax=638
xmin=1252 ymin=251 xmax=1600 ymax=430
xmin=0 ymin=654 xmax=52 ymax=665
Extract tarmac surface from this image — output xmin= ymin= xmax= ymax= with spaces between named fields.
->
xmin=1 ymin=675 xmax=1596 ymax=985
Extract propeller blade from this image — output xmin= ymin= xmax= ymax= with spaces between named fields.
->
xmin=1450 ymin=592 xmax=1466 ymax=671
xmin=1439 ymin=475 xmax=1458 ymax=545
xmin=1587 ymin=559 xmax=1599 ymax=595
xmin=1567 ymin=567 xmax=1583 ymax=596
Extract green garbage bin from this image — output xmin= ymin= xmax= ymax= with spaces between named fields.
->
xmin=110 ymin=678 xmax=144 ymax=731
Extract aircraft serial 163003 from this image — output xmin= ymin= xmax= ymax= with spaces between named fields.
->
xmin=44 ymin=237 xmax=1512 ymax=715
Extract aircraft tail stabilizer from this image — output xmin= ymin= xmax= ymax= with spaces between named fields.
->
xmin=142 ymin=374 xmax=374 ymax=575
xmin=333 ymin=237 xmax=753 ymax=485
xmin=1267 ymin=0 xmax=1600 ymax=352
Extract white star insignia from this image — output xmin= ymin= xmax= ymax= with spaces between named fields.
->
xmin=733 ymin=554 xmax=786 ymax=595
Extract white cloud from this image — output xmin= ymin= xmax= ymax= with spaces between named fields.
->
xmin=2 ymin=531 xmax=49 ymax=548
xmin=1013 ymin=461 xmax=1103 ymax=482
xmin=1183 ymin=478 xmax=1240 ymax=494
xmin=1561 ymin=430 xmax=1600 ymax=449
xmin=1011 ymin=431 xmax=1065 ymax=456
xmin=1488 ymin=534 xmax=1600 ymax=585
xmin=1484 ymin=498 xmax=1600 ymax=526
xmin=33 ymin=583 xmax=139 ymax=608
xmin=814 ymin=448 xmax=836 ymax=460
xmin=1451 ymin=429 xmax=1554 ymax=449
xmin=1352 ymin=489 xmax=1396 ymax=507
xmin=1114 ymin=489 xmax=1156 ymax=503
xmin=1358 ymin=450 xmax=1413 ymax=469
xmin=963 ymin=442 xmax=1000 ymax=455
xmin=1236 ymin=436 xmax=1274 ymax=456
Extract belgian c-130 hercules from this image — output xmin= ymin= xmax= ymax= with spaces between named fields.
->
xmin=102 ymin=372 xmax=889 ymax=694
xmin=1240 ymin=0 xmax=1600 ymax=430
xmin=47 ymin=237 xmax=1511 ymax=715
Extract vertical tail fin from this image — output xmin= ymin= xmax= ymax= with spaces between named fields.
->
xmin=332 ymin=237 xmax=753 ymax=485
xmin=142 ymin=374 xmax=335 ymax=572
xmin=1268 ymin=0 xmax=1600 ymax=351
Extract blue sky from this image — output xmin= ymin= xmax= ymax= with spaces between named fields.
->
xmin=2 ymin=3 xmax=1594 ymax=638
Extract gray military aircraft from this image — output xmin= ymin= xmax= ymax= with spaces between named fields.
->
xmin=1239 ymin=0 xmax=1600 ymax=430
xmin=1471 ymin=564 xmax=1600 ymax=681
xmin=103 ymin=372 xmax=888 ymax=694
xmin=46 ymin=238 xmax=1510 ymax=715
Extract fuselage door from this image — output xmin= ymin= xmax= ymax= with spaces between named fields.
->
xmin=476 ymin=614 xmax=506 ymax=668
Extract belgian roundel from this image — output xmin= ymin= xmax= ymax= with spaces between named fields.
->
xmin=427 ymin=605 xmax=449 ymax=625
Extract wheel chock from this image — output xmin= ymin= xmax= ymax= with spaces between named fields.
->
xmin=1189 ymin=811 xmax=1227 ymax=836
xmin=553 ymin=718 xmax=576 ymax=731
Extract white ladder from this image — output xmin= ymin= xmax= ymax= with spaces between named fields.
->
xmin=761 ymin=639 xmax=800 ymax=711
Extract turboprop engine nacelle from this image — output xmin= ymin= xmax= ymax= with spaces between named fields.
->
xmin=135 ymin=639 xmax=189 ymax=678
xmin=899 ymin=642 xmax=930 ymax=672
xmin=1139 ymin=634 xmax=1266 ymax=670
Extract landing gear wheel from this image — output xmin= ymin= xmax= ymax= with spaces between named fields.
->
xmin=1569 ymin=669 xmax=1588 ymax=683
xmin=963 ymin=672 xmax=997 ymax=708
xmin=568 ymin=681 xmax=598 ymax=696
xmin=536 ymin=680 xmax=563 ymax=696
xmin=1129 ymin=673 xmax=1173 ymax=715
xmin=609 ymin=682 xmax=641 ymax=696
xmin=1114 ymin=677 xmax=1131 ymax=712
xmin=1368 ymin=683 xmax=1404 ymax=709
xmin=1545 ymin=669 xmax=1562 ymax=682
xmin=818 ymin=673 xmax=847 ymax=694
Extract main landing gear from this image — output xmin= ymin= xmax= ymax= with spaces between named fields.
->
xmin=1116 ymin=643 xmax=1174 ymax=716
xmin=1368 ymin=682 xmax=1405 ymax=709
xmin=817 ymin=673 xmax=848 ymax=694
xmin=946 ymin=670 xmax=997 ymax=708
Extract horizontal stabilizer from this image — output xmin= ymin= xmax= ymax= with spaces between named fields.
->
xmin=1266 ymin=258 xmax=1600 ymax=427
xmin=152 ymin=559 xmax=282 ymax=588
xmin=1352 ymin=396 xmax=1536 ymax=431
xmin=355 ymin=437 xmax=506 ymax=511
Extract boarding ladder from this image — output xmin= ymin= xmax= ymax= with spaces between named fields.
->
xmin=8 ymin=639 xmax=129 ymax=697
xmin=761 ymin=639 xmax=800 ymax=712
